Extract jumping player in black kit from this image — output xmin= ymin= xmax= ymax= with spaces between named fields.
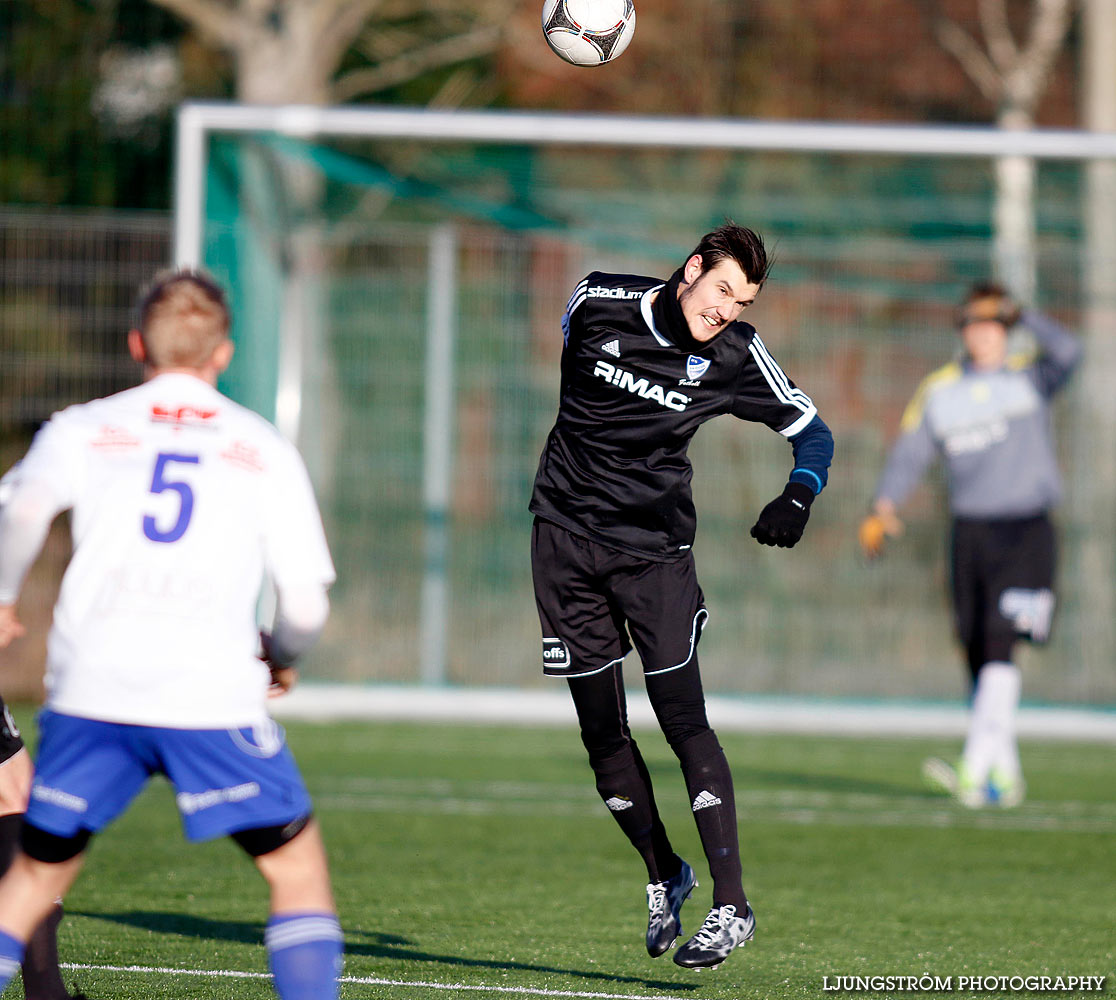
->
xmin=530 ymin=224 xmax=833 ymax=970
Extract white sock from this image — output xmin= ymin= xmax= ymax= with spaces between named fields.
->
xmin=961 ymin=661 xmax=1021 ymax=785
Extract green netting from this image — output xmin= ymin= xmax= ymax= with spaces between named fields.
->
xmin=199 ymin=131 xmax=1115 ymax=705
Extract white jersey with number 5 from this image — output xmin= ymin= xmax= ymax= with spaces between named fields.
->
xmin=3 ymin=373 xmax=335 ymax=729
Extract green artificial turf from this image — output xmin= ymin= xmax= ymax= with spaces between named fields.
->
xmin=7 ymin=716 xmax=1114 ymax=999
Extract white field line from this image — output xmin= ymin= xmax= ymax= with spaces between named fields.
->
xmin=310 ymin=776 xmax=1116 ymax=834
xmin=60 ymin=963 xmax=695 ymax=1000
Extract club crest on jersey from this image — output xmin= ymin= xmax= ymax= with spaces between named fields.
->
xmin=686 ymin=355 xmax=711 ymax=380
xmin=592 ymin=361 xmax=691 ymax=412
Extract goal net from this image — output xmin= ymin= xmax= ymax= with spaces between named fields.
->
xmin=175 ymin=103 xmax=1116 ymax=705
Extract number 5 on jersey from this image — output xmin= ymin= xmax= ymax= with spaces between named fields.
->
xmin=143 ymin=452 xmax=200 ymax=543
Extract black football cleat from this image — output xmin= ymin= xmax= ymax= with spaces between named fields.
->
xmin=645 ymin=859 xmax=696 ymax=957
xmin=673 ymin=902 xmax=755 ymax=969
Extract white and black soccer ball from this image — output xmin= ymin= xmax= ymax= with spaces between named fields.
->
xmin=542 ymin=0 xmax=636 ymax=67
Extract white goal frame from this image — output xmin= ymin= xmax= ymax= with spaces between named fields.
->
xmin=172 ymin=101 xmax=1116 ymax=692
xmin=174 ymin=100 xmax=1116 ymax=268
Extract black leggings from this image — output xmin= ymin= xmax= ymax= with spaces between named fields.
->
xmin=567 ymin=655 xmax=747 ymax=909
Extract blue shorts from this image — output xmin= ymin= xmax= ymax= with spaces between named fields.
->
xmin=26 ymin=711 xmax=313 ymax=843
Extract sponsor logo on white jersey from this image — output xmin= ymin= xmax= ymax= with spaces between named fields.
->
xmin=220 ymin=440 xmax=265 ymax=472
xmin=151 ymin=404 xmax=220 ymax=428
xmin=687 ymin=355 xmax=711 ymax=380
xmin=592 ymin=361 xmax=691 ymax=412
xmin=587 ymin=285 xmax=643 ymax=300
xmin=91 ymin=425 xmax=141 ymax=450
xmin=601 ymin=339 xmax=621 ymax=357
xmin=605 ymin=796 xmax=634 ymax=812
xmin=691 ymin=789 xmax=722 ymax=811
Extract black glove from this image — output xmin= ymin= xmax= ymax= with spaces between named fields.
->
xmin=750 ymin=482 xmax=814 ymax=548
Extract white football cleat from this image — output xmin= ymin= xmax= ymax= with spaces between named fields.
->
xmin=673 ymin=903 xmax=755 ymax=969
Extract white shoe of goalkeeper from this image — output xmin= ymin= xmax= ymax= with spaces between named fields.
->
xmin=987 ymin=767 xmax=1025 ymax=808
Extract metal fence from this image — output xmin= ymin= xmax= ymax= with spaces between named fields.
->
xmin=0 ymin=208 xmax=172 ymax=697
xmin=2 ymin=194 xmax=1113 ymax=706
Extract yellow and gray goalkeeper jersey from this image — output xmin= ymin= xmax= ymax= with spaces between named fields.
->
xmin=875 ymin=310 xmax=1082 ymax=519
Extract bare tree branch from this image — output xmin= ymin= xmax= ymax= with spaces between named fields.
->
xmin=1008 ymin=0 xmax=1074 ymax=109
xmin=317 ymin=0 xmax=384 ymax=70
xmin=428 ymin=66 xmax=480 ymax=108
xmin=937 ymin=0 xmax=1073 ymax=115
xmin=979 ymin=0 xmax=1018 ymax=73
xmin=148 ymin=0 xmax=243 ymax=48
xmin=935 ymin=18 xmax=1002 ymax=104
xmin=331 ymin=24 xmax=501 ymax=101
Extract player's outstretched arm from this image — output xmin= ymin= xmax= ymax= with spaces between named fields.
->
xmin=0 ymin=477 xmax=68 ymax=646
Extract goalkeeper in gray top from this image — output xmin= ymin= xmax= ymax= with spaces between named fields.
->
xmin=858 ymin=282 xmax=1081 ymax=808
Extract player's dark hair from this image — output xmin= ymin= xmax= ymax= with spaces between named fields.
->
xmin=137 ymin=268 xmax=229 ymax=333
xmin=690 ymin=223 xmax=771 ymax=287
xmin=963 ymin=280 xmax=1008 ymax=305
xmin=135 ymin=267 xmax=231 ymax=368
xmin=957 ymin=280 xmax=1018 ymax=329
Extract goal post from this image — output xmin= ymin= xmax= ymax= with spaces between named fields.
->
xmin=173 ymin=100 xmax=1116 ymax=705
xmin=175 ymin=102 xmax=1116 ymax=270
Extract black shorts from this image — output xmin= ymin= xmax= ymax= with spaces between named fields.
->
xmin=950 ymin=514 xmax=1056 ymax=671
xmin=0 ymin=696 xmax=24 ymax=766
xmin=531 ymin=518 xmax=707 ymax=678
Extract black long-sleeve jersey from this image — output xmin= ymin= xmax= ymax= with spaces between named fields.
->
xmin=529 ymin=270 xmax=831 ymax=561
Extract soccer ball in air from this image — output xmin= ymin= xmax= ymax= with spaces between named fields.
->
xmin=542 ymin=0 xmax=636 ymax=67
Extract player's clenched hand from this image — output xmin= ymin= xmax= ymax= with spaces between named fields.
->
xmin=267 ymin=665 xmax=299 ymax=698
xmin=750 ymin=482 xmax=814 ymax=548
xmin=0 ymin=605 xmax=26 ymax=649
xmin=259 ymin=630 xmax=299 ymax=697
xmin=858 ymin=506 xmax=903 ymax=559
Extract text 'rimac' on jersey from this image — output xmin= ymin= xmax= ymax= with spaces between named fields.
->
xmin=531 ymin=271 xmax=829 ymax=560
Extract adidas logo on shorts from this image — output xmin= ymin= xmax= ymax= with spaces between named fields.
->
xmin=691 ymin=790 xmax=722 ymax=811
xmin=602 ymin=339 xmax=620 ymax=357
xmin=605 ymin=796 xmax=634 ymax=812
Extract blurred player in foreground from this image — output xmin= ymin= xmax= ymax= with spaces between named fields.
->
xmin=0 ymin=270 xmax=342 ymax=999
xmin=859 ymin=282 xmax=1081 ymax=808
xmin=530 ymin=224 xmax=833 ymax=969
xmin=0 ymin=697 xmax=82 ymax=1000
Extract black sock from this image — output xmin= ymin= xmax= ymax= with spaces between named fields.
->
xmin=23 ymin=903 xmax=71 ymax=1000
xmin=590 ymin=741 xmax=678 ymax=884
xmin=0 ymin=813 xmax=71 ymax=1000
xmin=568 ymin=665 xmax=679 ymax=883
xmin=673 ymin=730 xmax=748 ymax=912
